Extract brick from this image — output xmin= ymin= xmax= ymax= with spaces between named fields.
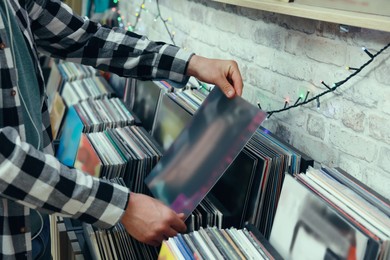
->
xmin=274 ymin=123 xmax=292 ymax=143
xmin=189 ymin=5 xmax=206 ymax=24
xmin=369 ymin=115 xmax=390 ymax=145
xmin=362 ymin=166 xmax=390 ymax=199
xmin=279 ymin=109 xmax=307 ymax=129
xmin=310 ymin=62 xmax=348 ymax=88
xmin=237 ymin=6 xmax=274 ymax=22
xmin=279 ymin=16 xmax=317 ymax=34
xmin=378 ymin=88 xmax=390 ymax=115
xmin=339 ymin=101 xmax=366 ymax=132
xmin=252 ymin=88 xmax=280 ymax=112
xmin=286 ymin=34 xmax=347 ymax=66
xmin=292 ymin=132 xmax=339 ymax=166
xmin=242 ymin=85 xmax=257 ymax=104
xmin=246 ymin=66 xmax=277 ymax=94
xmin=211 ymin=10 xmax=238 ymax=34
xmin=252 ymin=23 xmax=287 ymax=50
xmin=374 ymin=58 xmax=390 ymax=85
xmin=307 ymin=114 xmax=325 ymax=139
xmin=316 ymin=96 xmax=343 ymax=120
xmin=340 ymin=77 xmax=383 ymax=108
xmin=378 ymin=146 xmax=390 ymax=174
xmin=338 ymin=154 xmax=366 ymax=183
xmin=329 ymin=124 xmax=378 ymax=162
xmin=227 ymin=38 xmax=257 ymax=62
xmin=236 ymin=17 xmax=257 ymax=40
xmin=269 ymin=52 xmax=314 ymax=82
xmin=252 ymin=45 xmax=275 ymax=70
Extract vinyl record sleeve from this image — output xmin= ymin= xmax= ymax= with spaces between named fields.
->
xmin=269 ymin=174 xmax=378 ymax=260
xmin=56 ymin=106 xmax=84 ymax=167
xmin=131 ymin=80 xmax=163 ymax=132
xmin=151 ymin=93 xmax=192 ymax=151
xmin=145 ymin=87 xmax=267 ymax=218
xmin=74 ymin=133 xmax=102 ymax=177
xmin=49 ymin=92 xmax=66 ymax=140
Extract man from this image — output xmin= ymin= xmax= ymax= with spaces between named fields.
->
xmin=0 ymin=0 xmax=243 ymax=259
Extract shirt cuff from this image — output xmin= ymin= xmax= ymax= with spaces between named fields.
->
xmin=77 ymin=177 xmax=130 ymax=229
xmin=155 ymin=45 xmax=195 ymax=87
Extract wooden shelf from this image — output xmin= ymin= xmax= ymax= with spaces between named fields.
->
xmin=212 ymin=0 xmax=390 ymax=32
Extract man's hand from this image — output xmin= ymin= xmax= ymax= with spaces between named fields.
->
xmin=187 ymin=55 xmax=243 ymax=98
xmin=121 ymin=192 xmax=187 ymax=246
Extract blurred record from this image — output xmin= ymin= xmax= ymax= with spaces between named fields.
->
xmin=145 ymin=87 xmax=266 ymax=218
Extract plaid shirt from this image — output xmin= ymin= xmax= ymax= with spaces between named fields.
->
xmin=0 ymin=0 xmax=192 ymax=258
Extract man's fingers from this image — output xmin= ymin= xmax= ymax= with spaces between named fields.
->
xmin=170 ymin=215 xmax=187 ymax=233
xmin=219 ymin=79 xmax=236 ymax=98
xmin=231 ymin=69 xmax=243 ymax=96
xmin=227 ymin=61 xmax=243 ymax=97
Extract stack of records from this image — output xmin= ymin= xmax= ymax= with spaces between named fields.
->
xmin=61 ymin=76 xmax=115 ymax=107
xmin=47 ymin=61 xmax=103 ymax=139
xmin=186 ymin=196 xmax=224 ymax=233
xmin=57 ymin=61 xmax=97 ymax=83
xmin=238 ymin=127 xmax=303 ymax=238
xmin=74 ymin=125 xmax=163 ymax=193
xmin=165 ymin=88 xmax=207 ymax=114
xmin=159 ymin=225 xmax=282 ymax=260
xmin=74 ymin=97 xmax=135 ymax=132
xmin=270 ymin=169 xmax=390 ymax=259
xmin=56 ymin=98 xmax=137 ymax=168
xmin=47 ymin=61 xmax=97 ymax=109
xmin=83 ymin=178 xmax=159 ymax=260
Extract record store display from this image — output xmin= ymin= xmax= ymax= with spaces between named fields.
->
xmin=47 ymin=68 xmax=390 ymax=260
xmin=140 ymin=84 xmax=314 ymax=235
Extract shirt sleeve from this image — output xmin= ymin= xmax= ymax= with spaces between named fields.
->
xmin=0 ymin=126 xmax=129 ymax=229
xmin=27 ymin=0 xmax=194 ymax=86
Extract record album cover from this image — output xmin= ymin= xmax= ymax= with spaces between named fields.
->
xmin=269 ymin=174 xmax=375 ymax=260
xmin=56 ymin=106 xmax=84 ymax=167
xmin=74 ymin=134 xmax=102 ymax=177
xmin=145 ymin=87 xmax=267 ymax=218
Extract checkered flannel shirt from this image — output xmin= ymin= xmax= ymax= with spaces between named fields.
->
xmin=0 ymin=0 xmax=193 ymax=258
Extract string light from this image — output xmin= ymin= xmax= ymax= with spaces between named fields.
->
xmin=293 ymin=96 xmax=302 ymax=106
xmin=321 ymin=81 xmax=331 ymax=90
xmin=155 ymin=0 xmax=176 ymax=44
xmin=346 ymin=66 xmax=358 ymax=71
xmin=362 ymin=47 xmax=374 ymax=58
xmin=264 ymin=43 xmax=390 ymax=119
xmin=303 ymin=91 xmax=310 ymax=102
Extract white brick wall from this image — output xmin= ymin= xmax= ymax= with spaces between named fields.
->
xmin=120 ymin=0 xmax=390 ymax=199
